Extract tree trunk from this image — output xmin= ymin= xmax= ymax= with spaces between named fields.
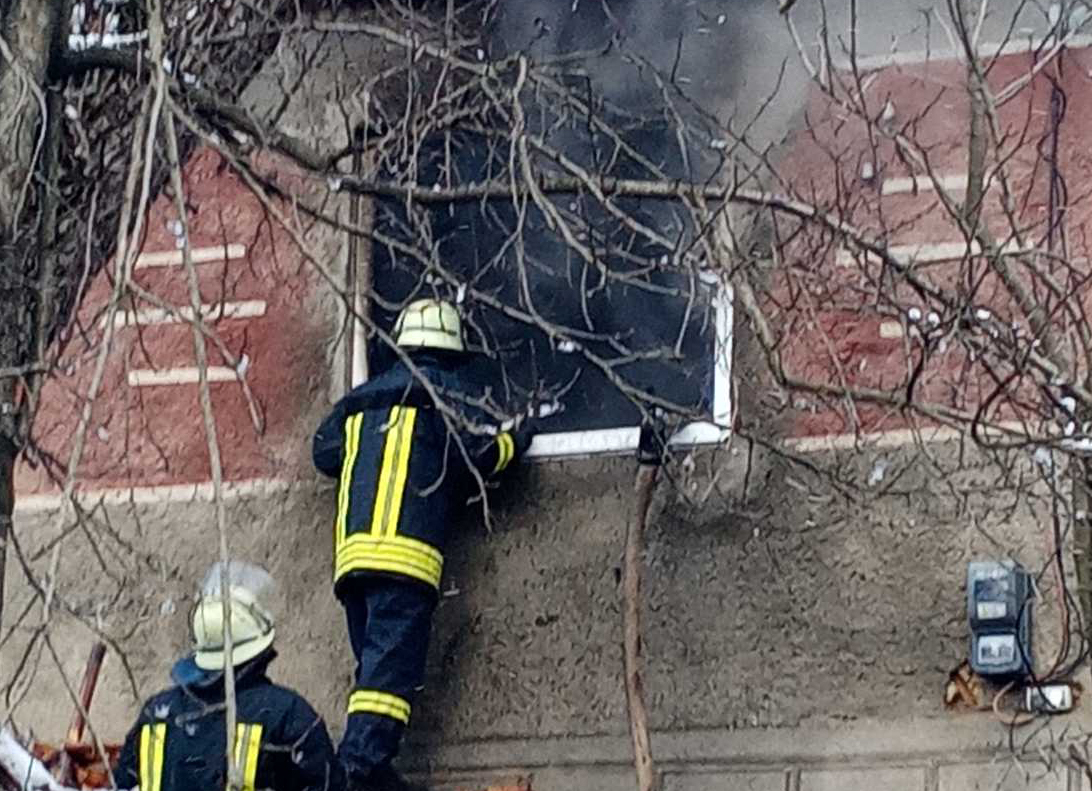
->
xmin=624 ymin=463 xmax=660 ymax=791
xmin=1074 ymin=448 xmax=1092 ymax=653
xmin=0 ymin=0 xmax=62 ymax=233
xmin=0 ymin=426 xmax=15 ymax=633
xmin=959 ymin=0 xmax=987 ymax=234
xmin=0 ymin=0 xmax=66 ymax=637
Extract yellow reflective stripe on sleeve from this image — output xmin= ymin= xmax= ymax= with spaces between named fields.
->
xmin=348 ymin=690 xmax=411 ymax=724
xmin=335 ymin=534 xmax=443 ymax=589
xmin=384 ymin=406 xmax=417 ymax=537
xmin=230 ymin=723 xmax=263 ymax=791
xmin=335 ymin=414 xmax=364 ymax=548
xmin=369 ymin=405 xmax=402 ymax=538
xmin=139 ymin=722 xmax=166 ymax=791
xmin=370 ymin=406 xmax=417 ymax=538
xmin=243 ymin=725 xmax=262 ymax=790
xmin=493 ymin=432 xmax=514 ymax=474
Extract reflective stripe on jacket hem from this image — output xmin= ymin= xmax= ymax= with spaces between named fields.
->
xmin=334 ymin=534 xmax=443 ymax=589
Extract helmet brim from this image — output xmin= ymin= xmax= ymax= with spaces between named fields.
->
xmin=194 ymin=629 xmax=276 ymax=671
xmin=395 ymin=328 xmax=464 ymax=352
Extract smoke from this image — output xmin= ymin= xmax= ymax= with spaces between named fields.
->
xmin=375 ymin=2 xmax=791 ymax=425
xmin=490 ymin=0 xmax=772 ymax=104
xmin=369 ymin=0 xmax=1060 ymax=430
xmin=486 ymin=0 xmax=1059 ymax=157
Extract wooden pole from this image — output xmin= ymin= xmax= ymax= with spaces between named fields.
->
xmin=54 ymin=641 xmax=106 ymax=785
xmin=623 ymin=424 xmax=663 ymax=791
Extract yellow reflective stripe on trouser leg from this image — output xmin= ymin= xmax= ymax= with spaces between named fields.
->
xmin=335 ymin=414 xmax=364 ymax=548
xmin=139 ymin=722 xmax=166 ymax=791
xmin=493 ymin=432 xmax=514 ymax=474
xmin=348 ymin=689 xmax=412 ymax=724
xmin=369 ymin=406 xmax=417 ymax=538
xmin=230 ymin=723 xmax=263 ymax=791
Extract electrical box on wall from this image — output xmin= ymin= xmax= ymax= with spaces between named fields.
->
xmin=967 ymin=560 xmax=1033 ymax=677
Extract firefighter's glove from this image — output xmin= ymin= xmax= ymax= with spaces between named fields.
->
xmin=637 ymin=420 xmax=666 ymax=467
xmin=513 ymin=419 xmax=538 ymax=456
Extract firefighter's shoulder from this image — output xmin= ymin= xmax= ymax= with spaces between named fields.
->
xmin=242 ymin=681 xmax=327 ymax=730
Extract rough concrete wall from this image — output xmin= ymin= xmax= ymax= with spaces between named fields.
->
xmin=241 ymin=30 xmax=388 ymax=156
xmin=4 ymin=483 xmax=347 ymax=742
xmin=419 ymin=444 xmax=1068 ymax=746
xmin=2 ymin=440 xmax=1067 ymax=752
xmin=3 ymin=0 xmax=1080 ymax=764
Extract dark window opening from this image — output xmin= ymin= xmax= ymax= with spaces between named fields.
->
xmin=362 ymin=126 xmax=732 ymax=458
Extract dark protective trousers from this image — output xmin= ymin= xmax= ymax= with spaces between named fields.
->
xmin=337 ymin=575 xmax=438 ymax=781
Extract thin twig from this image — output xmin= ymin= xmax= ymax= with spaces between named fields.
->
xmin=157 ymin=48 xmax=245 ymax=791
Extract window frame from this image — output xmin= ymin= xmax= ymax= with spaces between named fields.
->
xmin=345 ymin=278 xmax=733 ymax=460
xmin=519 ymin=279 xmax=734 ymax=459
xmin=344 ymin=178 xmax=734 ymax=460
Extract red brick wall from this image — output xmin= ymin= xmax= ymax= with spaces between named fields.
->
xmin=772 ymin=46 xmax=1082 ymax=437
xmin=22 ymin=46 xmax=1091 ymax=494
xmin=18 ymin=148 xmax=332 ymax=494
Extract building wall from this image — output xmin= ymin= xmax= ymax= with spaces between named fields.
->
xmin=17 ymin=147 xmax=342 ymax=496
xmin=771 ymin=47 xmax=1087 ymax=437
xmin=3 ymin=441 xmax=1064 ymax=754
xmin=3 ymin=15 xmax=1084 ymax=774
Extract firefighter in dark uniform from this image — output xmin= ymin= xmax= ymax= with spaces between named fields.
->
xmin=115 ymin=563 xmax=345 ymax=791
xmin=313 ymin=298 xmax=537 ymax=791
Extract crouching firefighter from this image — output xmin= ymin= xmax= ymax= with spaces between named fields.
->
xmin=115 ymin=562 xmax=346 ymax=791
xmin=313 ymin=298 xmax=538 ymax=791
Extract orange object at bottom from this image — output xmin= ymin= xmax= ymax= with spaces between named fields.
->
xmin=29 ymin=742 xmax=121 ymax=789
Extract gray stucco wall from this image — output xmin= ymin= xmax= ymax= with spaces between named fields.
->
xmin=3 ymin=0 xmax=1079 ymax=768
xmin=2 ymin=439 xmax=1065 ymax=759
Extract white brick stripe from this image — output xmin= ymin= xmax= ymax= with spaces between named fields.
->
xmin=839 ymin=34 xmax=1092 ymax=71
xmin=837 ymin=239 xmax=1028 ymax=267
xmin=881 ymin=172 xmax=1002 ymax=197
xmin=785 ymin=420 xmax=1028 ymax=452
xmin=881 ymin=174 xmax=968 ymax=196
xmin=135 ymin=243 xmax=246 ymax=269
xmin=128 ymin=366 xmax=240 ymax=387
xmin=113 ymin=300 xmax=267 ymax=328
xmin=14 ymin=478 xmax=297 ymax=514
xmin=878 ymin=321 xmax=904 ymax=339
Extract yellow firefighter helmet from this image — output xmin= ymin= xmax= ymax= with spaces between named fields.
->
xmin=393 ymin=298 xmax=464 ymax=353
xmin=191 ymin=563 xmax=276 ymax=670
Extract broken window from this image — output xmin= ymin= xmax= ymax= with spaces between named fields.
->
xmin=353 ymin=126 xmax=732 ymax=459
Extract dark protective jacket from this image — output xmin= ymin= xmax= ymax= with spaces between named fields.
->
xmin=313 ymin=355 xmax=528 ymax=595
xmin=114 ymin=652 xmax=345 ymax=791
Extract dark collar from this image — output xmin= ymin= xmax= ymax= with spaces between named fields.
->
xmin=170 ymin=649 xmax=277 ymax=692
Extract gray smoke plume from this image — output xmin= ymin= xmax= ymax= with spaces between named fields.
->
xmin=490 ymin=0 xmax=777 ymax=101
xmin=489 ymin=0 xmax=803 ymax=159
xmin=368 ymin=0 xmax=1064 ymax=431
xmin=487 ymin=0 xmax=1061 ymax=153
